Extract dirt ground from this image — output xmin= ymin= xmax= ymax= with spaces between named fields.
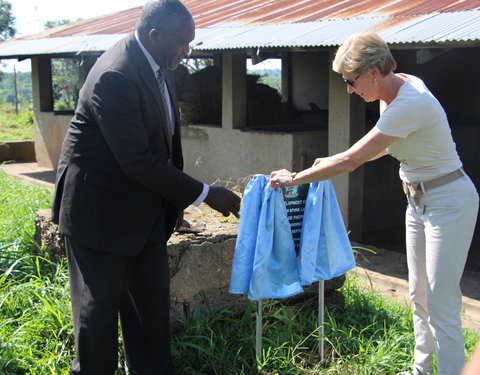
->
xmin=351 ymin=242 xmax=480 ymax=330
xmin=2 ymin=162 xmax=480 ymax=330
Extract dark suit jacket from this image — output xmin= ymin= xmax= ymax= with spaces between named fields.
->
xmin=52 ymin=33 xmax=203 ymax=255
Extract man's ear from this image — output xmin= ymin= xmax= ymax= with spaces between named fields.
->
xmin=148 ymin=28 xmax=163 ymax=45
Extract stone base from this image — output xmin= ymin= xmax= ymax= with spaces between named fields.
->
xmin=34 ymin=209 xmax=65 ymax=259
xmin=34 ymin=206 xmax=346 ymax=325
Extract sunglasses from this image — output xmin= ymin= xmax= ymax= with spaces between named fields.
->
xmin=343 ymin=74 xmax=361 ymax=88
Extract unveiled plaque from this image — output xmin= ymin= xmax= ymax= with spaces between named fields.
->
xmin=283 ymin=184 xmax=309 ymax=254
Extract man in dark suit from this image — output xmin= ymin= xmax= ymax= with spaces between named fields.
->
xmin=51 ymin=1 xmax=240 ymax=373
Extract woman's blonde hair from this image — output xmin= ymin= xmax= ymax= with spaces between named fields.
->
xmin=332 ymin=32 xmax=397 ymax=76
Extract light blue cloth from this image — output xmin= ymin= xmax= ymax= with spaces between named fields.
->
xmin=229 ymin=174 xmax=355 ymax=301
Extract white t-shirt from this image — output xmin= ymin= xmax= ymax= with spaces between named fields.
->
xmin=375 ymin=74 xmax=461 ymax=183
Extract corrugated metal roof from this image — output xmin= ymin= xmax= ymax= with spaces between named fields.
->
xmin=193 ymin=10 xmax=480 ymax=50
xmin=0 ymin=35 xmax=125 ymax=57
xmin=378 ymin=10 xmax=480 ymax=43
xmin=1 ymin=0 xmax=479 ymax=58
xmin=184 ymin=0 xmax=480 ymax=27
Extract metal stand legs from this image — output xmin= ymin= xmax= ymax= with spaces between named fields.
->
xmin=255 ymin=281 xmax=325 ymax=365
xmin=255 ymin=299 xmax=263 ymax=362
xmin=318 ymin=280 xmax=325 ymax=363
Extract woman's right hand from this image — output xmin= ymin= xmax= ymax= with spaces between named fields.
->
xmin=269 ymin=169 xmax=294 ymax=190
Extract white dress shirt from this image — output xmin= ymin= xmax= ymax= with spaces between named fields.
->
xmin=135 ymin=31 xmax=209 ymax=206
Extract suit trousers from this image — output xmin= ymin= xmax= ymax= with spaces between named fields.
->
xmin=405 ymin=175 xmax=478 ymax=375
xmin=65 ymin=236 xmax=173 ymax=375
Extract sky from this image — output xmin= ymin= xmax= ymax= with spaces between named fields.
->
xmin=11 ymin=0 xmax=147 ymax=36
xmin=4 ymin=0 xmax=147 ymax=71
xmin=3 ymin=0 xmax=280 ymax=72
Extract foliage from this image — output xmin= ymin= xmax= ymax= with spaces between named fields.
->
xmin=0 ymin=170 xmax=65 ymax=374
xmin=44 ymin=20 xmax=72 ymax=29
xmin=248 ymin=68 xmax=281 ymax=93
xmin=0 ymin=256 xmax=73 ymax=374
xmin=183 ymin=57 xmax=214 ymax=74
xmin=0 ymin=18 xmax=82 ymax=113
xmin=0 ymin=71 xmax=32 ymax=108
xmin=0 ymin=170 xmax=51 ymax=266
xmin=44 ymin=20 xmax=82 ymax=112
xmin=51 ymin=58 xmax=81 ymax=111
xmin=0 ymin=106 xmax=34 ymax=141
xmin=0 ymin=0 xmax=15 ymax=41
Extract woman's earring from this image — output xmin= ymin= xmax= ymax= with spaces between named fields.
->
xmin=374 ymin=78 xmax=378 ymax=86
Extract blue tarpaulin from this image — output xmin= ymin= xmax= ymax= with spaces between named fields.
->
xmin=230 ymin=174 xmax=355 ymax=301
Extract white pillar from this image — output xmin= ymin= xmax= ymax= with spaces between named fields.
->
xmin=327 ymin=55 xmax=365 ymax=240
xmin=222 ymin=53 xmax=246 ymax=130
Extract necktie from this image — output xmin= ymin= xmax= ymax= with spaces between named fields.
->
xmin=156 ymin=69 xmax=173 ymax=155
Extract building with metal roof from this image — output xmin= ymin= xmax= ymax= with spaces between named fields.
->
xmin=1 ymin=0 xmax=479 ymax=57
xmin=0 ymin=0 xmax=478 ymax=254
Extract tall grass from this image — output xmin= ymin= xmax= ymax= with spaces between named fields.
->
xmin=0 ymin=170 xmax=478 ymax=374
xmin=0 ymin=169 xmax=52 ymax=269
xmin=0 ymin=169 xmax=71 ymax=374
xmin=0 ymin=257 xmax=73 ymax=374
xmin=174 ymin=277 xmax=478 ymax=375
xmin=172 ymin=278 xmax=415 ymax=375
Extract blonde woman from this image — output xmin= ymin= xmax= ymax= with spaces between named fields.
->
xmin=270 ymin=32 xmax=478 ymax=375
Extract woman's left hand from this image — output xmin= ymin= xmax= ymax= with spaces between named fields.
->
xmin=270 ymin=169 xmax=295 ymax=190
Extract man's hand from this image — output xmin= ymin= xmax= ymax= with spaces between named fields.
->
xmin=204 ymin=186 xmax=241 ymax=218
xmin=174 ymin=211 xmax=184 ymax=232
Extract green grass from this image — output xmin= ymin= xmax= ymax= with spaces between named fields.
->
xmin=0 ymin=170 xmax=478 ymax=374
xmin=0 ymin=106 xmax=35 ymax=142
xmin=173 ymin=277 xmax=479 ymax=375
xmin=0 ymin=169 xmax=64 ymax=374
xmin=0 ymin=257 xmax=73 ymax=374
xmin=0 ymin=169 xmax=52 ymax=269
xmin=172 ymin=278 xmax=412 ymax=375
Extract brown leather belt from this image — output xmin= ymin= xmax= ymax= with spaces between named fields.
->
xmin=402 ymin=168 xmax=464 ymax=198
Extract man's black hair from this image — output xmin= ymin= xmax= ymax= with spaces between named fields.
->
xmin=136 ymin=0 xmax=192 ymax=35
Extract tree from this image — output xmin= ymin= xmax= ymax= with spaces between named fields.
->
xmin=44 ymin=19 xmax=72 ymax=29
xmin=45 ymin=19 xmax=82 ymax=111
xmin=0 ymin=0 xmax=15 ymax=41
xmin=0 ymin=0 xmax=15 ymax=82
xmin=51 ymin=57 xmax=81 ymax=110
xmin=183 ymin=58 xmax=214 ymax=74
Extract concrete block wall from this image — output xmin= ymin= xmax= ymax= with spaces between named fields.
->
xmin=181 ymin=126 xmax=327 ymax=188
